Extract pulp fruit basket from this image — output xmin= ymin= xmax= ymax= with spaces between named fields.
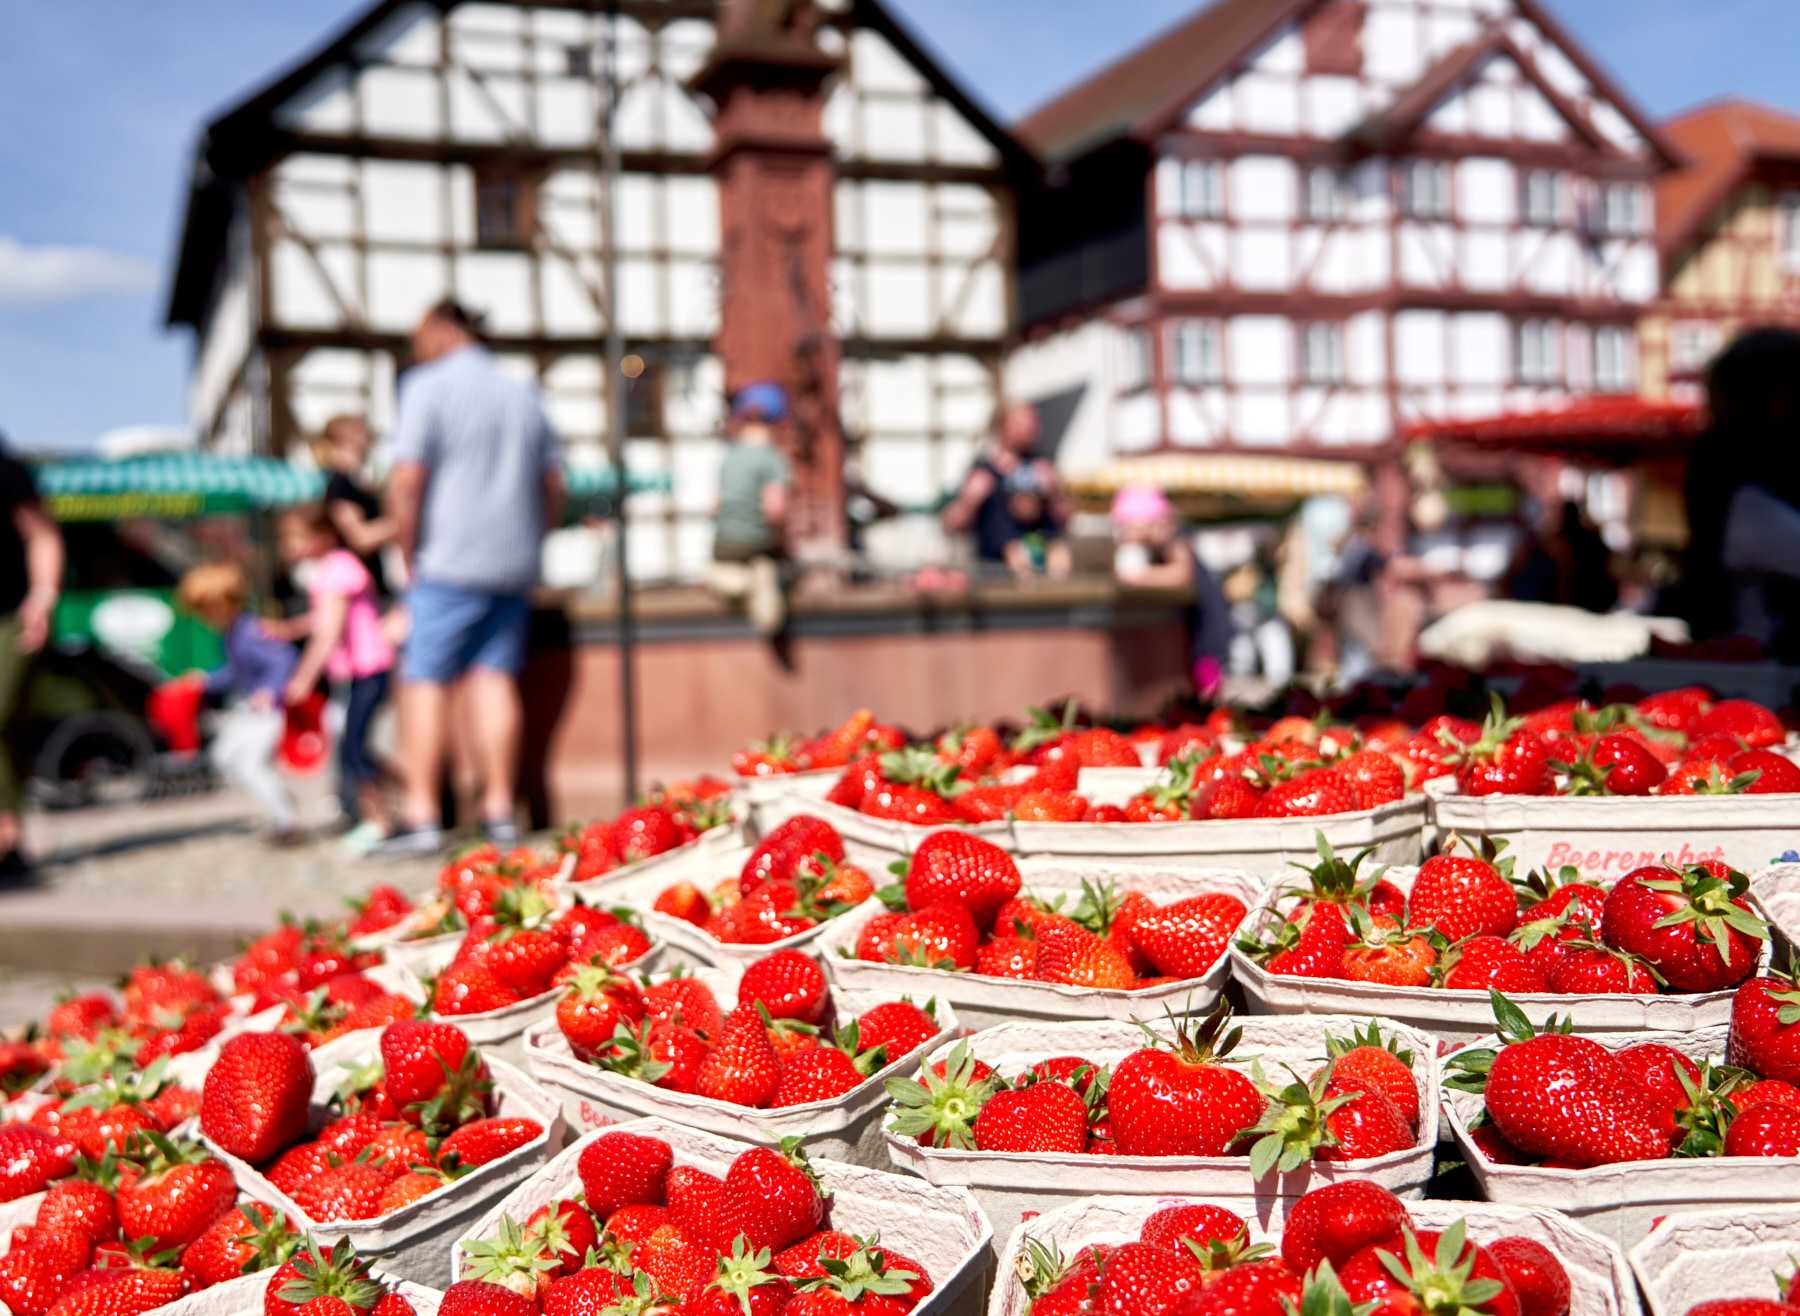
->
xmin=886 ymin=1013 xmax=1441 ymax=1243
xmin=1628 ymin=1205 xmax=1800 ymax=1316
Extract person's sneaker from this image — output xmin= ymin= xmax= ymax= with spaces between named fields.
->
xmin=339 ymin=820 xmax=390 ymax=858
xmin=482 ymin=818 xmax=521 ymax=849
xmin=370 ymin=823 xmax=445 ymax=860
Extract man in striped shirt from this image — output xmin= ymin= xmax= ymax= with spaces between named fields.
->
xmin=378 ymin=299 xmax=564 ymax=857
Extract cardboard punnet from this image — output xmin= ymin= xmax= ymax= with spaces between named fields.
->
xmin=736 ymin=768 xmax=839 ymax=830
xmin=520 ymin=962 xmax=958 ymax=1165
xmin=1628 ymin=1205 xmax=1800 ymax=1316
xmin=454 ymin=1117 xmax=995 ymax=1316
xmin=1425 ymin=776 xmax=1800 ymax=881
xmin=889 ymin=1014 xmax=1441 ymax=1244
xmin=1233 ymin=866 xmax=1762 ymax=1045
xmin=202 ymin=1030 xmax=565 ymax=1288
xmin=557 ymin=819 xmax=750 ymax=894
xmin=989 ymin=1196 xmax=1636 ymax=1316
xmin=567 ymin=834 xmax=891 ymax=968
xmin=996 ymin=796 xmax=1426 ymax=870
xmin=1440 ymin=1024 xmax=1788 ymax=1248
xmin=815 ymin=862 xmax=1262 ymax=1030
xmin=760 ymin=795 xmax=1012 ymax=857
xmin=1748 ymin=862 xmax=1800 ymax=964
xmin=112 ymin=1269 xmax=440 ymax=1316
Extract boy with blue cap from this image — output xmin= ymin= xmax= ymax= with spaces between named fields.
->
xmin=708 ymin=382 xmax=793 ymax=634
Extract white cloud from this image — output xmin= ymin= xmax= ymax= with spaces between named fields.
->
xmin=0 ymin=234 xmax=156 ymax=304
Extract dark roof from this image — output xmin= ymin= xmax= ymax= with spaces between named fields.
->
xmin=1017 ymin=0 xmax=1303 ymax=165
xmin=1017 ymin=0 xmax=1678 ymax=172
xmin=1655 ymin=99 xmax=1800 ymax=266
xmin=166 ymin=0 xmax=1034 ymax=331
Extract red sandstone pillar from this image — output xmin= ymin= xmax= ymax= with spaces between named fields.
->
xmin=692 ymin=2 xmax=847 ymax=561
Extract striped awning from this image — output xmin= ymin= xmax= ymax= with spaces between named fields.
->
xmin=1069 ymin=452 xmax=1369 ymax=498
xmin=34 ymin=454 xmax=326 ymax=522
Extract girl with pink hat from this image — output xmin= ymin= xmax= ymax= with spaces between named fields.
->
xmin=1111 ymin=484 xmax=1231 ymax=699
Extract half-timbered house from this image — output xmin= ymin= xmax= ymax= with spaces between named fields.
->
xmin=164 ymin=0 xmax=1030 ymax=581
xmin=1005 ymin=0 xmax=1676 ymax=485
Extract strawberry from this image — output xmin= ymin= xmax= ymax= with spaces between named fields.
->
xmin=665 ymin=1165 xmax=723 ymax=1244
xmin=850 ymin=1000 xmax=938 ymax=1060
xmin=602 ymin=1018 xmax=710 ymax=1094
xmin=36 ymin=1178 xmax=120 ymax=1245
xmin=1338 ymin=750 xmax=1406 ymax=808
xmin=1138 ymin=1203 xmax=1244 ymax=1253
xmin=438 ymin=1117 xmax=542 ymax=1168
xmin=542 ymin=1268 xmax=636 ymax=1316
xmin=1450 ymin=698 xmax=1554 ymax=797
xmin=556 ymin=964 xmax=646 ymax=1061
xmin=1553 ymin=734 xmax=1666 ymax=796
xmin=1729 ymin=749 xmax=1800 ymax=793
xmin=688 ymin=1241 xmax=793 ymax=1316
xmin=1340 ymin=1223 xmax=1520 ymax=1316
xmin=1723 ymin=1101 xmax=1800 ymax=1156
xmin=976 ymin=935 xmax=1037 ymax=979
xmin=1681 ymin=1304 xmax=1797 ymax=1316
xmin=1107 ymin=1005 xmax=1263 ymax=1158
xmin=696 ymin=1005 xmax=784 ymax=1107
xmin=971 ymin=1081 xmax=1089 ymax=1153
xmin=1169 ymin=1261 xmax=1302 ymax=1316
xmin=458 ymin=1217 xmax=561 ymax=1303
xmin=1687 ymin=698 xmax=1784 ymax=748
xmin=644 ymin=972 xmax=723 ymax=1039
xmin=295 ymin=1160 xmax=393 ymax=1222
xmin=1242 ymin=901 xmax=1350 ymax=979
xmin=631 ymin=1222 xmax=717 ymax=1302
xmin=717 ymin=1140 xmax=826 ymax=1254
xmin=1280 ymin=1180 xmax=1408 ymax=1275
xmin=49 ymin=1265 xmax=185 ymax=1316
xmin=862 ymin=781 xmax=958 ymax=825
xmin=433 ymin=961 xmax=523 ymax=1017
xmin=1484 ymin=1238 xmax=1568 ymax=1316
xmin=379 ymin=1168 xmax=454 ymax=1212
xmin=116 ymin=1132 xmax=234 ymax=1248
xmin=739 ymin=951 xmax=830 ymax=1024
xmin=380 ymin=1021 xmax=491 ymax=1129
xmin=1735 ymin=1079 xmax=1800 ymax=1110
xmin=885 ymin=1042 xmax=1003 ymax=1148
xmin=1092 ymin=1242 xmax=1200 ymax=1316
xmin=1410 ymin=839 xmax=1519 ymax=941
xmin=655 ymin=882 xmax=712 ymax=926
xmin=882 ymin=902 xmax=978 ymax=970
xmin=1546 ymin=944 xmax=1659 ymax=994
xmin=614 ymin=806 xmax=681 ymax=864
xmin=0 ymin=1235 xmax=89 ymax=1316
xmin=267 ymin=1142 xmax=338 ymax=1197
xmin=1601 ymin=861 xmax=1766 ymax=992
xmin=1254 ymin=769 xmax=1358 ymax=818
xmin=199 ymin=1030 xmax=312 ymax=1165
xmin=569 ymin=918 xmax=654 ymax=968
xmin=1729 ymin=975 xmax=1800 ymax=1081
xmin=1340 ymin=913 xmax=1437 ymax=987
xmin=576 ymin=1131 xmax=671 ymax=1217
xmin=1658 ymin=760 xmax=1757 ymax=795
xmin=771 ymin=1047 xmax=868 ymax=1106
xmin=1035 ymin=930 xmax=1137 ymax=989
xmin=774 ymin=1231 xmax=860 ymax=1280
xmin=180 ymin=1203 xmax=298 ymax=1290
xmin=1128 ymin=895 xmax=1247 ymax=979
xmin=47 ymin=995 xmax=115 ymax=1042
xmin=1238 ymin=1065 xmax=1412 ymax=1177
xmin=1439 ymin=936 xmax=1548 ymax=993
xmin=904 ymin=833 xmax=1019 ymax=929
xmin=1317 ymin=1022 xmax=1420 ymax=1126
xmin=263 ymin=1240 xmax=390 ymax=1316
xmin=1481 ymin=1007 xmax=1669 ymax=1165
xmin=1282 ymin=836 xmax=1408 ymax=920
xmin=743 ymin=816 xmax=845 ymax=890
xmin=1010 ymin=789 xmax=1085 ymax=822
xmin=438 ymin=1281 xmax=537 ymax=1316
xmin=1636 ymin=686 xmax=1711 ymax=731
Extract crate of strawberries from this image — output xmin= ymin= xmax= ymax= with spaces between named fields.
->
xmin=1628 ymin=1204 xmax=1800 ymax=1316
xmin=812 ymin=833 xmax=1259 ymax=1029
xmin=597 ymin=816 xmax=887 ymax=969
xmin=1231 ymin=833 xmax=1770 ymax=1043
xmin=558 ymin=779 xmax=743 ymax=887
xmin=452 ymin=1118 xmax=993 ymax=1316
xmin=730 ymin=710 xmax=910 ymax=828
xmin=519 ymin=949 xmax=955 ymax=1165
xmin=1424 ymin=691 xmax=1800 ymax=881
xmin=1442 ymin=978 xmax=1800 ymax=1247
xmin=989 ymin=1181 xmax=1635 ymax=1316
xmin=882 ymin=1008 xmax=1437 ymax=1240
xmin=195 ymin=1021 xmax=562 ymax=1286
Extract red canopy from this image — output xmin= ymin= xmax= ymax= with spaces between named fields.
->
xmin=1400 ymin=395 xmax=1705 ymax=452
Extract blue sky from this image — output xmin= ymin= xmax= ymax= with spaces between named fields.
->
xmin=0 ymin=0 xmax=1795 ymax=450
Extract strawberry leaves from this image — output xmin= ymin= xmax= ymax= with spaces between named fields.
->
xmin=1643 ymin=862 xmax=1769 ymax=962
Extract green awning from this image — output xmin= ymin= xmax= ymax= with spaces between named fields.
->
xmin=35 ymin=454 xmax=325 ymax=521
xmin=564 ymin=464 xmax=672 ymax=498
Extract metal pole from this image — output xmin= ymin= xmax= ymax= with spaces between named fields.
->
xmin=601 ymin=0 xmax=638 ymax=804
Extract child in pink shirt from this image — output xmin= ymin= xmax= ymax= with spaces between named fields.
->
xmin=278 ymin=503 xmax=397 ymax=847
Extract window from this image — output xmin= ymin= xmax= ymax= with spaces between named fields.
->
xmin=1671 ymin=321 xmax=1723 ymax=374
xmin=1299 ymin=323 xmax=1345 ymax=385
xmin=1594 ymin=326 xmax=1634 ymax=392
xmin=1171 ymin=321 xmax=1223 ymax=386
xmin=475 ymin=167 xmax=537 ymax=250
xmin=1517 ymin=319 xmax=1559 ymax=385
xmin=1599 ymin=183 xmax=1646 ymax=237
xmin=566 ymin=44 xmax=593 ymax=78
xmin=1779 ymin=194 xmax=1800 ymax=271
xmin=1304 ymin=168 xmax=1345 ymax=222
xmin=1119 ymin=325 xmax=1154 ymax=392
xmin=1177 ymin=160 xmax=1225 ymax=219
xmin=1522 ymin=170 xmax=1564 ymax=226
xmin=1404 ymin=160 xmax=1451 ymax=220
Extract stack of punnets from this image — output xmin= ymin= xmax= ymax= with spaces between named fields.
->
xmin=7 ymin=689 xmax=1800 ymax=1316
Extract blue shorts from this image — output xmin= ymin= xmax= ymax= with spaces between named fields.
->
xmin=404 ymin=580 xmax=531 ymax=683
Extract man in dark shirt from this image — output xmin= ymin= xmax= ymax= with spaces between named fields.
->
xmin=0 ymin=441 xmax=63 ymax=872
xmin=941 ymin=402 xmax=1074 ymax=581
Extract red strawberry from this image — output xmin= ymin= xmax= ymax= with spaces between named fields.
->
xmin=601 ymin=1018 xmax=710 ymax=1095
xmin=739 ymin=951 xmax=830 ymax=1024
xmin=36 ymin=1180 xmax=119 ymax=1245
xmin=1254 ymin=770 xmax=1358 ymax=818
xmin=1453 ymin=701 xmax=1553 ymax=797
xmin=1729 ymin=749 xmax=1800 ymax=794
xmin=49 ymin=1266 xmax=185 ymax=1316
xmin=1168 ymin=1261 xmax=1299 ymax=1316
xmin=575 ymin=1131 xmax=671 ymax=1217
xmin=267 ymin=1142 xmax=338 ymax=1197
xmin=644 ymin=973 xmax=723 ymax=1040
xmin=1252 ymin=902 xmax=1351 ymax=980
xmin=556 ymin=964 xmax=646 ymax=1061
xmin=1485 ymin=1031 xmax=1669 ymax=1165
xmin=1441 ymin=936 xmax=1549 ymax=993
xmin=1636 ymin=687 xmax=1711 ymax=731
xmin=1316 ymin=1023 xmax=1420 ymax=1127
xmin=1687 ymin=698 xmax=1784 ymax=748
xmin=977 ymin=935 xmax=1038 ymax=979
xmin=295 ymin=1161 xmax=392 ymax=1222
xmin=1340 ymin=913 xmax=1436 ymax=987
xmin=1724 ymin=1101 xmax=1800 ymax=1156
xmin=1734 ymin=1079 xmax=1800 ymax=1110
xmin=200 ymin=1031 xmax=313 ymax=1165
xmin=852 ymin=1000 xmax=939 ymax=1060
xmin=1129 ymin=895 xmax=1247 ymax=979
xmin=1546 ymin=945 xmax=1659 ymax=994
xmin=655 ymin=882 xmax=712 ymax=926
xmin=1138 ymin=1203 xmax=1244 ymax=1253
xmin=1035 ymin=930 xmax=1137 ymax=989
xmin=1556 ymin=734 xmax=1667 ymax=796
xmin=1681 ymin=1304 xmax=1797 ymax=1316
xmin=1410 ymin=845 xmax=1519 ymax=941
xmin=883 ymin=902 xmax=978 ymax=970
xmin=773 ymin=1231 xmax=859 ymax=1280
xmin=697 ymin=1005 xmax=784 ymax=1108
xmin=542 ymin=1269 xmax=636 ymax=1316
xmin=439 ymin=1281 xmax=537 ymax=1316
xmin=458 ymin=1216 xmax=561 ymax=1302
xmin=1340 ymin=1224 xmax=1519 ymax=1316
xmin=379 ymin=1021 xmax=491 ymax=1129
xmin=687 ymin=1241 xmax=794 ymax=1316
xmin=1338 ymin=750 xmax=1406 ymax=808
xmin=433 ymin=961 xmax=523 ymax=1017
xmin=1107 ymin=1006 xmax=1263 ymax=1158
xmin=1485 ymin=1239 xmax=1568 ymax=1316
xmin=0 ymin=1236 xmax=88 ymax=1316
xmin=633 ymin=1223 xmax=716 ymax=1303
xmin=716 ymin=1143 xmax=826 ymax=1254
xmin=437 ymin=1117 xmax=542 ymax=1168
xmin=1279 ymin=1180 xmax=1408 ymax=1275
xmin=862 ymin=783 xmax=958 ymax=825
xmin=743 ymin=816 xmax=845 ymax=890
xmin=1729 ymin=975 xmax=1800 ymax=1082
xmin=614 ymin=806 xmax=681 ymax=864
xmin=972 ymin=1081 xmax=1089 ymax=1154
xmin=666 ymin=1165 xmax=724 ymax=1244
xmin=180 ymin=1203 xmax=298 ymax=1290
xmin=884 ymin=1043 xmax=1003 ymax=1149
xmin=772 ymin=1048 xmax=867 ymax=1106
xmin=1601 ymin=862 xmax=1766 ymax=992
xmin=903 ymin=833 xmax=1020 ymax=929
xmin=116 ymin=1132 xmax=236 ymax=1248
